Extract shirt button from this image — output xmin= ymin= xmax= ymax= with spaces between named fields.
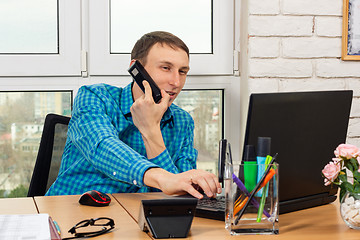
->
xmin=133 ymin=180 xmax=137 ymax=185
xmin=113 ymin=172 xmax=116 ymax=176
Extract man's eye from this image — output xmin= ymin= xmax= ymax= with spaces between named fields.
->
xmin=180 ymin=70 xmax=188 ymax=75
xmin=162 ymin=66 xmax=170 ymax=70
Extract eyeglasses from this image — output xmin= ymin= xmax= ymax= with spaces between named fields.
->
xmin=62 ymin=217 xmax=115 ymax=239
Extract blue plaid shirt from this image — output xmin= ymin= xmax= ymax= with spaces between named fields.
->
xmin=46 ymin=83 xmax=197 ymax=195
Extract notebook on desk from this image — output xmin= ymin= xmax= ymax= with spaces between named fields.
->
xmin=195 ymin=90 xmax=353 ymax=220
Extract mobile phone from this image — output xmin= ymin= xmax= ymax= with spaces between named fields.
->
xmin=128 ymin=60 xmax=162 ymax=103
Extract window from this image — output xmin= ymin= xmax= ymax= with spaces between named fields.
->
xmin=0 ymin=91 xmax=72 ymax=198
xmin=0 ymin=1 xmax=241 ymax=196
xmin=0 ymin=0 xmax=81 ymax=76
xmin=174 ymin=89 xmax=224 ymax=174
xmin=89 ymin=0 xmax=233 ymax=75
xmin=0 ymin=0 xmax=58 ymax=54
xmin=110 ymin=0 xmax=212 ymax=54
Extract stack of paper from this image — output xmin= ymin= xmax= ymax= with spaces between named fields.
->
xmin=0 ymin=213 xmax=60 ymax=240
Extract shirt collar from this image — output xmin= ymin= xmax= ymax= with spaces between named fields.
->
xmin=120 ymin=82 xmax=174 ymax=128
xmin=120 ymin=83 xmax=134 ymax=118
xmin=162 ymin=107 xmax=174 ymax=128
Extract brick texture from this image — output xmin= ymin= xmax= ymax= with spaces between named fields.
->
xmin=246 ymin=0 xmax=360 ymax=144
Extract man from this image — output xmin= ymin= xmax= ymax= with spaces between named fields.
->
xmin=46 ymin=31 xmax=221 ymax=199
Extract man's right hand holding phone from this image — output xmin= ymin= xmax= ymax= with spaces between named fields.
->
xmin=130 ymin=80 xmax=171 ymax=159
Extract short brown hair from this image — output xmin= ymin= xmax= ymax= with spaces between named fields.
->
xmin=131 ymin=31 xmax=189 ymax=65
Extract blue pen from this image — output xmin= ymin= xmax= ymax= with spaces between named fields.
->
xmin=256 ymin=137 xmax=271 ymax=197
xmin=53 ymin=220 xmax=61 ymax=236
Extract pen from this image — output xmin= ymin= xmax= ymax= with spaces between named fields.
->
xmin=232 ymin=173 xmax=270 ymax=217
xmin=256 ymin=155 xmax=273 ymax=222
xmin=233 ymin=168 xmax=276 ymax=216
xmin=53 ymin=220 xmax=61 ymax=236
xmin=234 ymin=153 xmax=278 ymax=225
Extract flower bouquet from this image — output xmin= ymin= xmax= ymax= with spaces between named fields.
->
xmin=322 ymin=144 xmax=360 ymax=229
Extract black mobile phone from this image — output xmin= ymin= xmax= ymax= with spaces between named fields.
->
xmin=128 ymin=60 xmax=162 ymax=103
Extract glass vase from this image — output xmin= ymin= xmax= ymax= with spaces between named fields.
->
xmin=340 ymin=191 xmax=360 ymax=230
xmin=225 ymin=163 xmax=279 ymax=235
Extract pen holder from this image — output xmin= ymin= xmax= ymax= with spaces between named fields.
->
xmin=225 ymin=163 xmax=279 ymax=235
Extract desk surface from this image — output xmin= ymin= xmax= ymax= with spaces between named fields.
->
xmin=0 ymin=193 xmax=359 ymax=240
xmin=0 ymin=197 xmax=38 ymax=214
xmin=113 ymin=192 xmax=359 ymax=240
xmin=34 ymin=195 xmax=150 ymax=239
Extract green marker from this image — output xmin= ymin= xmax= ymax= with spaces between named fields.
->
xmin=243 ymin=145 xmax=257 ymax=192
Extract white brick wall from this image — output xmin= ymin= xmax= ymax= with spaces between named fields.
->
xmin=316 ymin=59 xmax=360 ymax=77
xmin=249 ymin=0 xmax=280 ymax=15
xmin=348 ymin=79 xmax=360 ymax=96
xmin=249 ymin=59 xmax=313 ymax=77
xmin=249 ymin=16 xmax=313 ymax=36
xmin=245 ymin=0 xmax=360 ymax=145
xmin=351 ymin=98 xmax=360 ymax=117
xmin=282 ymin=37 xmax=341 ymax=58
xmin=316 ymin=17 xmax=342 ymax=37
xmin=249 ymin=37 xmax=280 ymax=58
xmin=279 ymin=78 xmax=346 ymax=91
xmin=282 ymin=0 xmax=342 ymax=16
xmin=248 ymin=78 xmax=279 ymax=93
xmin=348 ymin=118 xmax=360 ymax=137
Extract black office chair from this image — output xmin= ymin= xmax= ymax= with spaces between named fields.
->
xmin=27 ymin=113 xmax=71 ymax=197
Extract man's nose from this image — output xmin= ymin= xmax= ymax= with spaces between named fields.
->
xmin=170 ymin=72 xmax=181 ymax=87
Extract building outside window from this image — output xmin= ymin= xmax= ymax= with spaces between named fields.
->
xmin=0 ymin=92 xmax=72 ymax=198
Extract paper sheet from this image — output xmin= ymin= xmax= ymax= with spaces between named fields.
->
xmin=0 ymin=213 xmax=51 ymax=240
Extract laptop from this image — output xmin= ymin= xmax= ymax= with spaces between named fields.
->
xmin=195 ymin=90 xmax=353 ymax=220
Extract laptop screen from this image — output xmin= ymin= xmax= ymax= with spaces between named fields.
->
xmin=243 ymin=90 xmax=353 ymax=204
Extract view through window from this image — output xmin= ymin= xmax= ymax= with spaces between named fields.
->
xmin=0 ymin=0 xmax=58 ymax=54
xmin=0 ymin=91 xmax=72 ymax=198
xmin=110 ymin=0 xmax=212 ymax=54
xmin=174 ymin=89 xmax=223 ymax=175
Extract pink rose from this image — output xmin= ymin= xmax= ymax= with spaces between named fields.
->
xmin=334 ymin=144 xmax=360 ymax=159
xmin=322 ymin=161 xmax=341 ymax=186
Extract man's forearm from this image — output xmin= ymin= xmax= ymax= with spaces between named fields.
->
xmin=143 ymin=167 xmax=169 ymax=190
xmin=141 ymin=127 xmax=166 ymax=159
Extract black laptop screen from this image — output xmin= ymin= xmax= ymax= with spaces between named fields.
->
xmin=243 ymin=90 xmax=353 ymax=202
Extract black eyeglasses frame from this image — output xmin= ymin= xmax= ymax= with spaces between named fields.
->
xmin=63 ymin=217 xmax=115 ymax=239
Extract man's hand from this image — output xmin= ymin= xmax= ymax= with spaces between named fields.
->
xmin=131 ymin=81 xmax=171 ymax=158
xmin=144 ymin=168 xmax=222 ymax=199
xmin=131 ymin=81 xmax=170 ymax=136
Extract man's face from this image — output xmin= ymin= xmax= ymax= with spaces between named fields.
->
xmin=143 ymin=43 xmax=189 ymax=105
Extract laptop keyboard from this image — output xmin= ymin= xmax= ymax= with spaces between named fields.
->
xmin=197 ymin=195 xmax=225 ymax=210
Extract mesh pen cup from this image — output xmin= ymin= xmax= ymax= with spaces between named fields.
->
xmin=225 ymin=163 xmax=279 ymax=235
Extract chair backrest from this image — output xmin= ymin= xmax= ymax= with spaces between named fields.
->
xmin=27 ymin=113 xmax=70 ymax=197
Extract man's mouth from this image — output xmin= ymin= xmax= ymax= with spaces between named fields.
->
xmin=166 ymin=91 xmax=176 ymax=97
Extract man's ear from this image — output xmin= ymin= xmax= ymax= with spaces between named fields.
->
xmin=130 ymin=59 xmax=136 ymax=67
